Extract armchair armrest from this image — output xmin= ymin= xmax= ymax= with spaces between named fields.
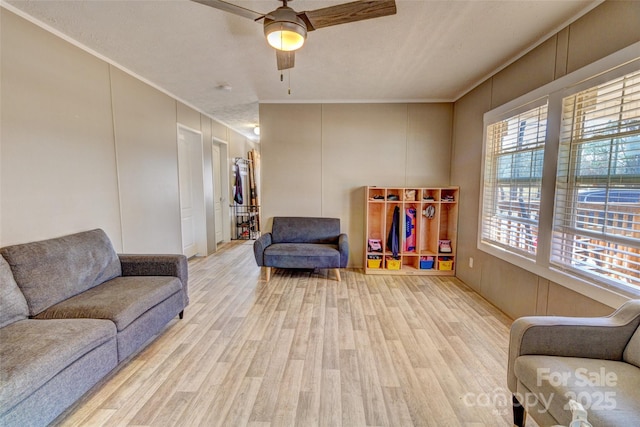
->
xmin=338 ymin=233 xmax=349 ymax=268
xmin=253 ymin=233 xmax=272 ymax=266
xmin=118 ymin=254 xmax=189 ymax=305
xmin=507 ymin=300 xmax=640 ymax=392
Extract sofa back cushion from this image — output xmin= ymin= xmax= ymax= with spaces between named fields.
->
xmin=271 ymin=217 xmax=340 ymax=244
xmin=0 ymin=229 xmax=121 ymax=316
xmin=0 ymin=256 xmax=29 ymax=328
xmin=623 ymin=326 xmax=640 ymax=368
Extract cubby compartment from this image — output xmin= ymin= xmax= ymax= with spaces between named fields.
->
xmin=418 ymin=203 xmax=439 ymax=255
xmin=403 ymin=188 xmax=419 ymax=202
xmin=368 ymin=187 xmax=385 ymax=201
xmin=441 ymin=188 xmax=457 ymax=203
xmin=364 ymin=186 xmax=458 ymax=276
xmin=438 ymin=202 xmax=458 ymax=254
xmin=403 ymin=203 xmax=419 ymax=253
xmin=366 ymin=202 xmax=386 ymax=255
xmin=386 ymin=188 xmax=402 ymax=202
xmin=385 ymin=202 xmax=402 ymax=251
xmin=422 ymin=189 xmax=439 ymax=201
xmin=402 ymin=255 xmax=420 ymax=270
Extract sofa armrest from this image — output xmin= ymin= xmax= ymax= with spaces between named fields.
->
xmin=507 ymin=300 xmax=640 ymax=392
xmin=118 ymin=254 xmax=189 ymax=305
xmin=338 ymin=233 xmax=349 ymax=268
xmin=253 ymin=233 xmax=272 ymax=266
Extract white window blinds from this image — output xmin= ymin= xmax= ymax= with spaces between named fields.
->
xmin=481 ymin=102 xmax=548 ymax=258
xmin=552 ymin=69 xmax=640 ymax=289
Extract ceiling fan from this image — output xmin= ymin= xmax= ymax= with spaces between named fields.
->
xmin=192 ymin=0 xmax=397 ymax=70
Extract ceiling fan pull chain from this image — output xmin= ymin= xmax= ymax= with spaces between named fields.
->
xmin=288 ymin=70 xmax=291 ymax=95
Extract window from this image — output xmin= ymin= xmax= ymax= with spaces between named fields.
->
xmin=479 ymin=47 xmax=640 ymax=298
xmin=552 ymin=70 xmax=640 ymax=288
xmin=481 ymin=102 xmax=548 ymax=259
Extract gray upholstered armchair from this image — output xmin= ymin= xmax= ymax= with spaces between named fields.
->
xmin=253 ymin=217 xmax=349 ymax=282
xmin=508 ymin=299 xmax=640 ymax=427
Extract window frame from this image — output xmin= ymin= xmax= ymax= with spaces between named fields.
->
xmin=551 ymin=70 xmax=640 ymax=289
xmin=478 ymin=42 xmax=640 ymax=306
xmin=480 ymin=98 xmax=548 ymax=259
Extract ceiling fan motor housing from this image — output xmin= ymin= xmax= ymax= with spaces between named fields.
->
xmin=264 ymin=6 xmax=307 ymax=51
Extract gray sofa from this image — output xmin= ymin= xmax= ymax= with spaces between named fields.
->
xmin=253 ymin=217 xmax=348 ymax=282
xmin=0 ymin=229 xmax=188 ymax=427
xmin=508 ymin=299 xmax=640 ymax=427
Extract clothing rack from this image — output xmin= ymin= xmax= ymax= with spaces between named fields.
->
xmin=234 ymin=157 xmax=250 ymax=175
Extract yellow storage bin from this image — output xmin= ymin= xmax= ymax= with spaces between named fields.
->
xmin=386 ymin=258 xmax=401 ymax=270
xmin=438 ymin=259 xmax=453 ymax=271
xmin=367 ymin=259 xmax=382 ymax=269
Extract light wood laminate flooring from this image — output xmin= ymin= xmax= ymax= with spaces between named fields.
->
xmin=53 ymin=240 xmax=534 ymax=427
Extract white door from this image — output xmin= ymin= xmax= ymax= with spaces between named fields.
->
xmin=178 ymin=127 xmax=204 ymax=258
xmin=212 ymin=143 xmax=224 ymax=243
xmin=178 ymin=135 xmax=197 ymax=258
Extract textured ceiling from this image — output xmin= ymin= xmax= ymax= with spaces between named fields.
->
xmin=3 ymin=0 xmax=601 ymax=141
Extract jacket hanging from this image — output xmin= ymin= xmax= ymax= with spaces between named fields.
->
xmin=233 ymin=163 xmax=243 ymax=205
xmin=387 ymin=206 xmax=400 ymax=258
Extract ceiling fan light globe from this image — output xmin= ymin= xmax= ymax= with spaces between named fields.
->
xmin=264 ymin=17 xmax=306 ymax=51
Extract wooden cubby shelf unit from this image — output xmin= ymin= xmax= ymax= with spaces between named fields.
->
xmin=364 ymin=186 xmax=459 ymax=276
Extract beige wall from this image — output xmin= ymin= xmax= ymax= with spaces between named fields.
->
xmin=259 ymin=103 xmax=453 ymax=267
xmin=111 ymin=68 xmax=182 ymax=253
xmin=1 ymin=7 xmax=122 ymax=248
xmin=451 ymin=1 xmax=640 ymax=319
xmin=0 ymin=9 xmax=257 ymax=254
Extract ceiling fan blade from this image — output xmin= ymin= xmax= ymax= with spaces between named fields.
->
xmin=299 ymin=0 xmax=396 ymax=31
xmin=276 ymin=50 xmax=295 ymax=70
xmin=190 ymin=0 xmax=264 ymax=21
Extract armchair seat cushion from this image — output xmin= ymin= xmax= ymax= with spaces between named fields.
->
xmin=515 ymin=355 xmax=640 ymax=426
xmin=264 ymin=243 xmax=340 ymax=269
xmin=508 ymin=300 xmax=640 ymax=427
xmin=624 ymin=327 xmax=640 ymax=367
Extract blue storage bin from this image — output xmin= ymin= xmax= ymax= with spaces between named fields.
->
xmin=420 ymin=258 xmax=434 ymax=269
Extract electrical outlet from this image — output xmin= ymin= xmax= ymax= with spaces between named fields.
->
xmin=469 ymin=257 xmax=474 ymax=268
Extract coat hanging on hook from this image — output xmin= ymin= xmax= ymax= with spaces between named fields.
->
xmin=233 ymin=163 xmax=243 ymax=205
xmin=387 ymin=205 xmax=400 ymax=258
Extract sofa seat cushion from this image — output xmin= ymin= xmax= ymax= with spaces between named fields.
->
xmin=515 ymin=355 xmax=640 ymax=427
xmin=0 ymin=257 xmax=28 ymax=328
xmin=264 ymin=243 xmax=340 ymax=269
xmin=35 ymin=276 xmax=182 ymax=331
xmin=0 ymin=318 xmax=116 ymax=414
xmin=0 ymin=229 xmax=122 ymax=316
